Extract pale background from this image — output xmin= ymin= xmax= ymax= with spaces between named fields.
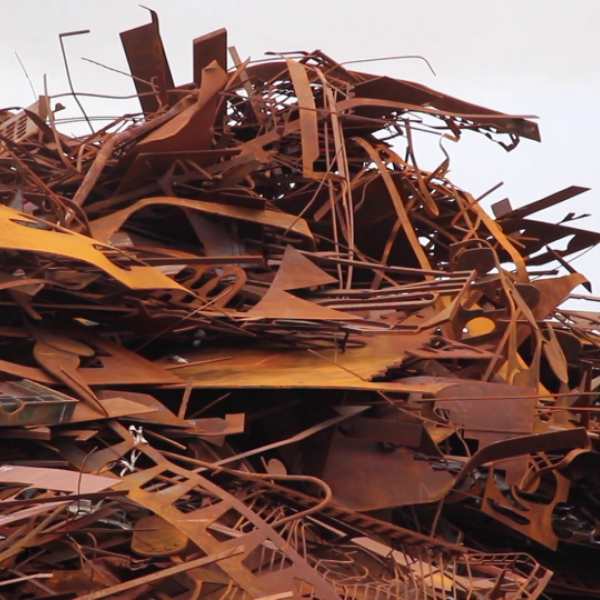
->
xmin=1 ymin=0 xmax=598 ymax=300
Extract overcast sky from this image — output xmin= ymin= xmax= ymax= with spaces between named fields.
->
xmin=1 ymin=0 xmax=599 ymax=299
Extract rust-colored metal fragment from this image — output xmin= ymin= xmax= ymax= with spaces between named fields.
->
xmin=0 ymin=11 xmax=597 ymax=600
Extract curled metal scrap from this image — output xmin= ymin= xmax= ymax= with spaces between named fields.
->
xmin=0 ymin=12 xmax=598 ymax=600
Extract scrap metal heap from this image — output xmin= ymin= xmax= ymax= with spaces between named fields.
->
xmin=0 ymin=11 xmax=599 ymax=599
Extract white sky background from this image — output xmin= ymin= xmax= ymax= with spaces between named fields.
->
xmin=1 ymin=0 xmax=599 ymax=303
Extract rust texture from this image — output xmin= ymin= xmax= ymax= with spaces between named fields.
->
xmin=0 ymin=12 xmax=597 ymax=600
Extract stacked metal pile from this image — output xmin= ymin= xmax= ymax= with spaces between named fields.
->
xmin=0 ymin=11 xmax=599 ymax=599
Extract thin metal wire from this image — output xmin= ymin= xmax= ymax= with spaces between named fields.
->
xmin=14 ymin=53 xmax=37 ymax=101
xmin=58 ymin=30 xmax=94 ymax=134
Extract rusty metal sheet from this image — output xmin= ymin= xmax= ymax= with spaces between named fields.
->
xmin=248 ymin=245 xmax=357 ymax=320
xmin=120 ymin=10 xmax=175 ymax=114
xmin=0 ymin=329 xmax=182 ymax=388
xmin=162 ymin=333 xmax=443 ymax=391
xmin=322 ymin=430 xmax=454 ymax=510
xmin=0 ymin=204 xmax=187 ymax=292
xmin=193 ymin=28 xmax=227 ymax=87
xmin=497 ymin=185 xmax=590 ymax=220
xmin=89 ymin=196 xmax=314 ymax=244
xmin=351 ymin=72 xmax=541 ymax=141
xmin=0 ymin=465 xmax=116 ymax=493
xmin=130 ymin=60 xmax=228 ymax=155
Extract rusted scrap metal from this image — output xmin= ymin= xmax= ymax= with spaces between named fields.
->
xmin=0 ymin=11 xmax=598 ymax=600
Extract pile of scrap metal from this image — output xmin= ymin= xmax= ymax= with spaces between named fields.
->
xmin=0 ymin=11 xmax=600 ymax=600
